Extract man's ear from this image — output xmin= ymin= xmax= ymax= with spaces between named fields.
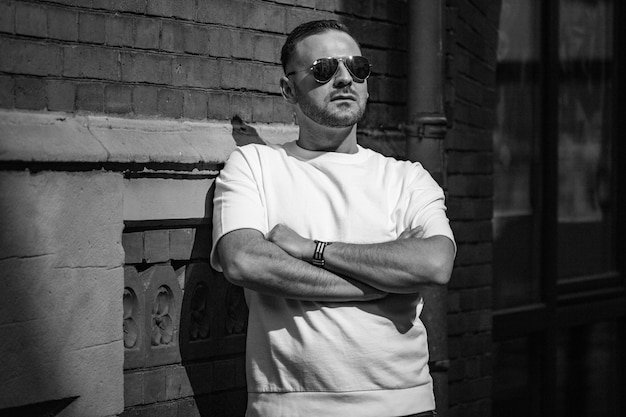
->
xmin=280 ymin=76 xmax=297 ymax=104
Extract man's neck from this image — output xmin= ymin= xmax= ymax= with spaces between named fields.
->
xmin=296 ymin=124 xmax=358 ymax=154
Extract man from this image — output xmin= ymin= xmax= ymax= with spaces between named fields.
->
xmin=211 ymin=20 xmax=455 ymax=417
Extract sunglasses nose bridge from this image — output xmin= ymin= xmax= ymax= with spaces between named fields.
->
xmin=333 ymin=59 xmax=353 ymax=83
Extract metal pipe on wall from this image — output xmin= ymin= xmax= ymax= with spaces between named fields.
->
xmin=405 ymin=2 xmax=450 ymax=416
xmin=405 ymin=0 xmax=448 ymax=175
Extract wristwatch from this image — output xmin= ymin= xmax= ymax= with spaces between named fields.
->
xmin=311 ymin=240 xmax=332 ymax=267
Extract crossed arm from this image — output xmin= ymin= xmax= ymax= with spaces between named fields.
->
xmin=216 ymin=224 xmax=455 ymax=302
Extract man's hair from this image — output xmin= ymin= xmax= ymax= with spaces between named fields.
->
xmin=280 ymin=20 xmax=355 ymax=73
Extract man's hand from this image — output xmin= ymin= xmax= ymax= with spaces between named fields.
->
xmin=266 ymin=224 xmax=315 ymax=262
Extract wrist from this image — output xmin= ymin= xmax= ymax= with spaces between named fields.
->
xmin=311 ymin=240 xmax=333 ymax=267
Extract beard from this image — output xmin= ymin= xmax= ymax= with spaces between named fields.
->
xmin=295 ymin=87 xmax=367 ymax=128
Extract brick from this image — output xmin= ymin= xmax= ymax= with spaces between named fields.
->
xmin=183 ymin=91 xmax=208 ymax=120
xmin=244 ymin=1 xmax=285 ymax=33
xmin=172 ymin=0 xmax=197 ymax=20
xmin=208 ymin=27 xmax=234 ymax=58
xmin=132 ymin=85 xmax=158 ymax=116
xmin=146 ymin=0 xmax=173 ymax=17
xmin=343 ymin=0 xmax=373 ymax=18
xmin=165 ymin=366 xmax=193 ymax=400
xmin=229 ymin=93 xmax=251 ymax=122
xmin=188 ymin=58 xmax=220 ymax=87
xmin=94 ymin=0 xmax=145 ymax=14
xmin=0 ymin=75 xmax=14 ymax=107
xmin=273 ymin=97 xmax=294 ymax=123
xmin=211 ymin=358 xmax=238 ymax=391
xmin=157 ymin=88 xmax=183 ymax=118
xmin=231 ymin=31 xmax=254 ymax=60
xmin=1 ymin=38 xmax=63 ymax=76
xmin=207 ymin=91 xmax=231 ymax=120
xmin=78 ymin=13 xmax=105 ymax=44
xmin=197 ymin=0 xmax=241 ymax=26
xmin=48 ymin=7 xmax=78 ymax=41
xmin=221 ymin=60 xmax=262 ymax=91
xmin=105 ymin=84 xmax=132 ymax=114
xmin=185 ymin=362 xmax=213 ymax=395
xmin=253 ymin=34 xmax=281 ymax=63
xmin=0 ymin=1 xmax=15 ymax=33
xmin=76 ymin=82 xmax=104 ymax=112
xmin=106 ymin=15 xmax=134 ymax=47
xmin=460 ymin=287 xmax=492 ymax=311
xmin=143 ymin=367 xmax=168 ymax=404
xmin=450 ymin=220 xmax=492 ymax=243
xmin=63 ymin=45 xmax=120 ymax=80
xmin=47 ymin=79 xmax=76 ymax=111
xmin=15 ymin=3 xmax=46 ymax=37
xmin=454 ymin=242 xmax=492 ymax=265
xmin=124 ymin=370 xmax=145 ymax=407
xmin=135 ymin=18 xmax=160 ymax=50
xmin=144 ymin=229 xmax=170 ymax=263
xmin=448 ymin=174 xmax=493 ymax=197
xmin=446 ymin=126 xmax=492 ymax=151
xmin=123 ymin=232 xmax=144 ymax=264
xmin=121 ymin=52 xmax=172 ymax=84
xmin=176 ymin=399 xmax=202 ymax=417
xmin=456 ymin=76 xmax=484 ymax=105
xmin=169 ymin=229 xmax=194 ymax=259
xmin=161 ymin=20 xmax=185 ymax=53
xmin=15 ymin=77 xmax=46 ymax=110
xmin=250 ymin=95 xmax=273 ymax=123
xmin=184 ymin=24 xmax=210 ymax=55
xmin=447 ymin=197 xmax=492 ymax=221
xmin=449 ymin=264 xmax=492 ymax=289
xmin=448 ymin=290 xmax=461 ymax=313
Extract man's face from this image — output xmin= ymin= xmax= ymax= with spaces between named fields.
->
xmin=287 ymin=30 xmax=368 ymax=128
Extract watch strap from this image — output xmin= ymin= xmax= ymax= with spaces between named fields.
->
xmin=311 ymin=240 xmax=332 ymax=267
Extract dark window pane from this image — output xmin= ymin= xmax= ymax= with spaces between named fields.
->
xmin=493 ymin=336 xmax=543 ymax=416
xmin=556 ymin=320 xmax=624 ymax=417
xmin=493 ymin=0 xmax=543 ymax=308
xmin=557 ymin=0 xmax=616 ymax=279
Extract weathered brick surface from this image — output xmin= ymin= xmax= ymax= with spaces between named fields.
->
xmin=0 ymin=0 xmax=409 ymax=124
xmin=444 ymin=0 xmax=498 ymax=415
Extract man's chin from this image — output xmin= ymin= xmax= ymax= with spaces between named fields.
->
xmin=322 ymin=110 xmax=365 ymax=128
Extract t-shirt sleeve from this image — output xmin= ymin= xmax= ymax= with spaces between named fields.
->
xmin=403 ymin=170 xmax=456 ymax=253
xmin=210 ymin=147 xmax=267 ymax=271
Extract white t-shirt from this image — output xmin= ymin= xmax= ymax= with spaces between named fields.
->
xmin=211 ymin=141 xmax=455 ymax=417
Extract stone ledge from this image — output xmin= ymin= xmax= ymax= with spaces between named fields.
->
xmin=0 ymin=110 xmax=298 ymax=167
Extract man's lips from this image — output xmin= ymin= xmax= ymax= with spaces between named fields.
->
xmin=330 ymin=94 xmax=356 ymax=101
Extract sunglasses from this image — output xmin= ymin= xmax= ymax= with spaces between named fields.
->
xmin=287 ymin=56 xmax=372 ymax=84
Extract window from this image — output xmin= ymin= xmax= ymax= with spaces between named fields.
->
xmin=493 ymin=0 xmax=625 ymax=415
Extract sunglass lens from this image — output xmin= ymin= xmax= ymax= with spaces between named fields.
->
xmin=346 ymin=56 xmax=371 ymax=81
xmin=312 ymin=58 xmax=339 ymax=83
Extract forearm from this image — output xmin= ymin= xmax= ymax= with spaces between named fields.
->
xmin=322 ymin=235 xmax=455 ymax=293
xmin=217 ymin=229 xmax=386 ymax=302
xmin=267 ymin=224 xmax=454 ymax=293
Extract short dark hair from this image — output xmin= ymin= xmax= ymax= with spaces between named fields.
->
xmin=280 ymin=20 xmax=355 ymax=73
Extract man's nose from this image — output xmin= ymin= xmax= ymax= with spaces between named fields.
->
xmin=332 ymin=61 xmax=352 ymax=86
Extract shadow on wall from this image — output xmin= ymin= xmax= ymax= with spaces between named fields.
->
xmin=179 ymin=116 xmax=261 ymax=416
xmin=230 ymin=115 xmax=265 ymax=146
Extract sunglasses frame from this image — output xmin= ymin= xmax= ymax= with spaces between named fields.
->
xmin=287 ymin=56 xmax=372 ymax=84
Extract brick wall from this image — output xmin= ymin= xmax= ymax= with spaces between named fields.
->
xmin=0 ymin=0 xmax=407 ymax=129
xmin=444 ymin=1 xmax=499 ymax=416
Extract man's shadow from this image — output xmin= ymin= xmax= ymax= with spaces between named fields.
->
xmin=178 ymin=115 xmax=264 ymax=416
